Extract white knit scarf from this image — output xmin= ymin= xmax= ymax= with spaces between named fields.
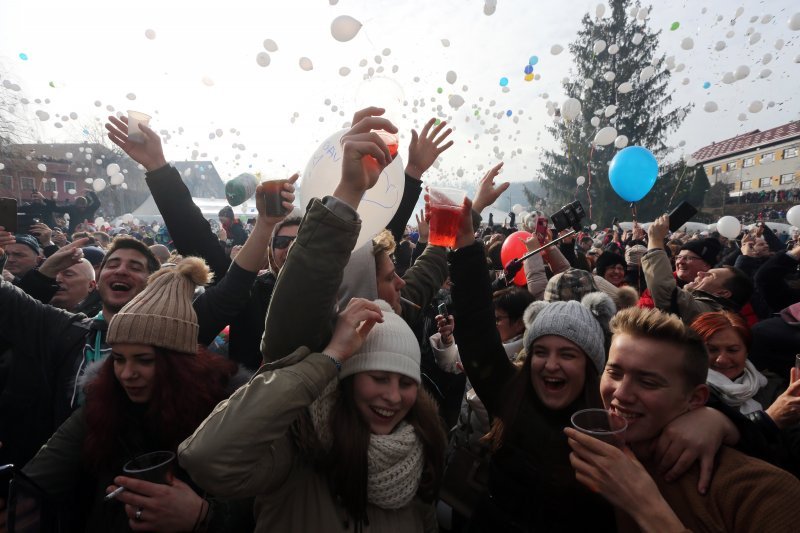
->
xmin=706 ymin=360 xmax=767 ymax=415
xmin=308 ymin=378 xmax=424 ymax=510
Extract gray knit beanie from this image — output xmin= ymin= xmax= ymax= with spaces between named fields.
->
xmin=339 ymin=300 xmax=421 ymax=384
xmin=522 ymin=297 xmax=613 ymax=374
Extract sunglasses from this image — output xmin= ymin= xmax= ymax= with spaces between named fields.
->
xmin=272 ymin=235 xmax=296 ymax=250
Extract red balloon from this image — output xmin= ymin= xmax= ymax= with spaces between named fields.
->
xmin=500 ymin=230 xmax=531 ymax=286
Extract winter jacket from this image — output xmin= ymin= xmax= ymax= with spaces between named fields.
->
xmin=178 ymin=348 xmax=437 ymax=532
xmin=753 ymin=250 xmax=800 ymax=314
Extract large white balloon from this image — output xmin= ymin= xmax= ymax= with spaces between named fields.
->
xmin=595 ymin=3 xmax=605 ymax=19
xmin=734 ymin=65 xmax=750 ymax=80
xmin=714 ymin=41 xmax=726 ymax=51
xmin=590 ymin=116 xmax=600 ymax=127
xmin=717 ymin=216 xmax=741 ymax=239
xmin=561 ymin=98 xmax=582 ymax=121
xmin=632 ymin=33 xmax=644 ymax=45
xmin=593 ymin=39 xmax=607 ymax=54
xmin=617 ymin=81 xmax=633 ymax=93
xmin=446 ymin=71 xmax=457 ymax=84
xmin=789 ymin=12 xmax=800 ymax=31
xmin=37 ymin=163 xmax=47 ymax=172
xmin=787 ymin=205 xmax=800 ymax=227
xmin=604 ymin=105 xmax=618 ymax=117
xmin=722 ymin=72 xmax=736 ymax=84
xmin=680 ymin=37 xmax=694 ymax=50
xmin=608 ymin=44 xmax=619 ymax=55
xmin=512 ymin=204 xmax=524 ymax=215
xmin=110 ymin=173 xmax=124 ymax=186
xmin=594 ymin=126 xmax=617 ymax=146
xmin=639 ymin=66 xmax=655 ymax=82
xmin=748 ymin=101 xmax=763 ymax=113
xmin=92 ymin=178 xmax=107 ymax=192
xmin=550 ymin=44 xmax=564 ymax=55
xmin=331 ymin=15 xmax=363 ymax=42
xmin=603 ymin=71 xmax=616 ymax=81
xmin=301 ymin=129 xmax=405 ymax=249
xmin=576 ymin=176 xmax=586 ymax=186
xmin=106 ymin=163 xmax=120 ymax=177
xmin=704 ymin=101 xmax=719 ymax=112
xmin=614 ymin=135 xmax=628 ymax=148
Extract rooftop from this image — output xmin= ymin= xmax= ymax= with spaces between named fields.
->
xmin=691 ymin=121 xmax=800 ymax=164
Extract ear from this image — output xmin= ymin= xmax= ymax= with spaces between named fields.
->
xmin=715 ymin=288 xmax=732 ymax=299
xmin=687 ymin=383 xmax=709 ymax=411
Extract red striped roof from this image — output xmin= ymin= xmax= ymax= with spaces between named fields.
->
xmin=691 ymin=121 xmax=800 ymax=163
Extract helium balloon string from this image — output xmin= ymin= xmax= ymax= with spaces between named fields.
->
xmin=667 ymin=165 xmax=689 ymax=210
xmin=586 ymin=144 xmax=595 ymax=220
xmin=630 ymin=202 xmax=637 ymax=223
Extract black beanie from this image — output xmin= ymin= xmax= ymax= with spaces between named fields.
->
xmin=595 ymin=251 xmax=627 ymax=277
xmin=680 ymin=238 xmax=722 ymax=267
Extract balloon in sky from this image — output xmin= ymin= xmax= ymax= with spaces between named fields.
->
xmin=590 ymin=116 xmax=600 ymax=127
xmin=524 ymin=64 xmax=533 ymax=75
xmin=632 ymin=33 xmax=644 ymax=45
xmin=506 ymin=110 xmax=512 ymax=117
xmin=594 ymin=126 xmax=617 ymax=146
xmin=331 ymin=15 xmax=362 ymax=42
xmin=789 ymin=13 xmax=800 ymax=31
xmin=703 ymin=81 xmax=711 ymax=89
xmin=263 ymin=39 xmax=278 ymax=52
xmin=639 ymin=66 xmax=655 ymax=82
xmin=256 ymin=52 xmax=270 ymax=67
xmin=716 ymin=216 xmax=741 ymax=239
xmin=787 ymin=205 xmax=800 ymax=227
xmin=703 ymin=101 xmax=718 ymax=112
xmin=617 ymin=81 xmax=633 ymax=93
xmin=499 ymin=77 xmax=509 ymax=87
xmin=561 ymin=98 xmax=582 ymax=121
xmin=609 ymin=146 xmax=658 ymax=202
xmin=748 ymin=101 xmax=763 ymax=113
xmin=92 ymin=178 xmax=107 ymax=192
xmin=299 ymin=57 xmax=313 ymax=71
xmin=550 ymin=44 xmax=564 ymax=55
xmin=576 ymin=175 xmax=586 ymax=186
xmin=614 ymin=135 xmax=629 ymax=149
xmin=37 ymin=163 xmax=47 ymax=172
xmin=593 ymin=40 xmax=606 ymax=54
xmin=145 ymin=29 xmax=156 ymax=40
xmin=446 ymin=71 xmax=457 ymax=84
xmin=106 ymin=163 xmax=120 ymax=176
xmin=670 ymin=21 xmax=680 ymax=31
xmin=529 ymin=55 xmax=538 ymax=65
xmin=524 ymin=73 xmax=534 ymax=82
xmin=680 ymin=37 xmax=694 ymax=50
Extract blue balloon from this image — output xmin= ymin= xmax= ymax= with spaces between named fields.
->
xmin=529 ymin=55 xmax=539 ymax=65
xmin=499 ymin=77 xmax=509 ymax=87
xmin=703 ymin=81 xmax=711 ymax=89
xmin=608 ymin=146 xmax=659 ymax=202
xmin=524 ymin=64 xmax=533 ymax=74
xmin=506 ymin=110 xmax=512 ymax=116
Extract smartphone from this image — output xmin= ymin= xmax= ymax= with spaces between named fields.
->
xmin=0 ymin=197 xmax=18 ymax=233
xmin=438 ymin=302 xmax=448 ymax=318
xmin=668 ymin=200 xmax=698 ymax=232
xmin=535 ymin=216 xmax=549 ymax=239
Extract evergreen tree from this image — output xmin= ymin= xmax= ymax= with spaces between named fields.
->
xmin=539 ymin=0 xmax=691 ymax=225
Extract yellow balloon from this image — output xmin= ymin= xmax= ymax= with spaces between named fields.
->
xmin=524 ymin=73 xmax=534 ymax=81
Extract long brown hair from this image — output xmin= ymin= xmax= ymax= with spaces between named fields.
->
xmin=83 ymin=346 xmax=238 ymax=470
xmin=313 ymin=377 xmax=447 ymax=527
xmin=484 ymin=349 xmax=602 ymax=451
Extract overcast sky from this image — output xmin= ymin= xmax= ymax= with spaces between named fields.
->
xmin=1 ymin=0 xmax=798 ymax=192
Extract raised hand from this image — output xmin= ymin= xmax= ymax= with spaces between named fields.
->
xmin=472 ymin=162 xmax=510 ymax=214
xmin=255 ymin=173 xmax=298 ymax=224
xmin=406 ymin=118 xmax=454 ymax=179
xmin=0 ymin=227 xmax=15 ymax=257
xmin=105 ymin=116 xmax=168 ymax=172
xmin=29 ymin=222 xmax=53 ymax=247
xmin=108 ymin=475 xmax=205 ymax=532
xmin=38 ymin=237 xmax=90 ymax=278
xmin=647 ymin=215 xmax=669 ymax=250
xmin=414 ymin=209 xmax=429 ymax=243
xmin=324 ymin=298 xmax=385 ymax=363
xmin=436 ymin=314 xmax=454 ymax=346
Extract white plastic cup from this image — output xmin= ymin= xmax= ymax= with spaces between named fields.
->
xmin=127 ymin=110 xmax=152 ymax=143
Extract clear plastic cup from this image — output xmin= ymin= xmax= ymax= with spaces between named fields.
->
xmin=127 ymin=110 xmax=152 ymax=143
xmin=570 ymin=408 xmax=627 ymax=448
xmin=428 ymin=187 xmax=466 ymax=248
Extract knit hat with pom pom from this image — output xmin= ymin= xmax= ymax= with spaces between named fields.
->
xmin=107 ymin=257 xmax=213 ymax=354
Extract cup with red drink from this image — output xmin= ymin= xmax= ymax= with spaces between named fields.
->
xmin=428 ymin=187 xmax=466 ymax=248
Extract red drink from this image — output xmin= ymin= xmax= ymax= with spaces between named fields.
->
xmin=262 ymin=179 xmax=289 ymax=217
xmin=429 ymin=204 xmax=462 ymax=248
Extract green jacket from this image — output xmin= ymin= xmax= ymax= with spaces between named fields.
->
xmin=178 ymin=348 xmax=437 ymax=532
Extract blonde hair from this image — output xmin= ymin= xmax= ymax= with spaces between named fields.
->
xmin=371 ymin=229 xmax=396 ymax=257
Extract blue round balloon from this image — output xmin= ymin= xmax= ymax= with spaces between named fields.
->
xmin=524 ymin=64 xmax=533 ymax=74
xmin=499 ymin=77 xmax=509 ymax=87
xmin=529 ymin=55 xmax=539 ymax=65
xmin=506 ymin=110 xmax=512 ymax=116
xmin=703 ymin=81 xmax=711 ymax=89
xmin=608 ymin=146 xmax=659 ymax=202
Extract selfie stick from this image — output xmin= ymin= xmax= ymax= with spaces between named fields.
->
xmin=504 ymin=229 xmax=578 ymax=280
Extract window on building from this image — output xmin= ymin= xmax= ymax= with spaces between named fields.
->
xmin=781 ymin=173 xmax=796 ymax=185
xmin=20 ymin=177 xmax=35 ymax=191
xmin=759 ymin=177 xmax=771 ymax=188
xmin=740 ymin=180 xmax=752 ymax=190
xmin=712 ymin=165 xmax=722 ymax=175
xmin=0 ymin=175 xmax=12 ymax=190
xmin=64 ymin=180 xmax=76 ymax=193
xmin=784 ymin=146 xmax=799 ymax=159
xmin=43 ymin=180 xmax=57 ymax=192
xmin=760 ymin=152 xmax=775 ymax=163
xmin=727 ymin=161 xmax=737 ymax=171
xmin=743 ymin=157 xmax=754 ymax=168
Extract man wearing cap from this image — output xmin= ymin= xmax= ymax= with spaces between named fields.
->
xmin=641 ymin=215 xmax=753 ymax=324
xmin=0 ymin=233 xmax=42 ymax=283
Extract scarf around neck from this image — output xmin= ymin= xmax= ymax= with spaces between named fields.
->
xmin=308 ymin=379 xmax=424 ymax=510
xmin=707 ymin=360 xmax=767 ymax=415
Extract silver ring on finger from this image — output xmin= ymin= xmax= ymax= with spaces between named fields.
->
xmin=135 ymin=507 xmax=143 ymax=521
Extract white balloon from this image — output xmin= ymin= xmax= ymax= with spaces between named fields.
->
xmin=590 ymin=116 xmax=600 ymax=127
xmin=714 ymin=41 xmax=726 ymax=51
xmin=796 ymin=54 xmax=800 ymax=64
xmin=762 ymin=53 xmax=773 ymax=65
xmin=441 ymin=39 xmax=450 ymax=47
xmin=593 ymin=39 xmax=607 ymax=54
xmin=121 ymin=183 xmax=128 ymax=190
xmin=748 ymin=100 xmax=762 ymax=113
xmin=339 ymin=67 xmax=351 ymax=76
xmin=789 ymin=12 xmax=800 ymax=31
xmin=144 ymin=29 xmax=156 ymax=40
xmin=94 ymin=217 xmax=106 ymax=226
xmin=256 ymin=52 xmax=271 ymax=67
xmin=759 ymin=69 xmax=772 ymax=79
xmin=92 ymin=178 xmax=107 ymax=192
xmin=787 ymin=205 xmax=800 ymax=227
xmin=608 ymin=44 xmax=619 ymax=55
xmin=603 ymin=71 xmax=616 ymax=81
xmin=594 ymin=126 xmax=617 ymax=146
xmin=67 ymin=188 xmax=76 ymax=195
xmin=680 ymin=37 xmax=694 ymax=50
xmin=584 ymin=78 xmax=595 ymax=89
xmin=512 ymin=204 xmax=524 ymax=215
xmin=301 ymin=129 xmax=404 ymax=249
xmin=614 ymin=135 xmax=628 ymax=148
xmin=604 ymin=105 xmax=617 ymax=117
xmin=65 ymin=152 xmax=73 ymax=159
xmin=37 ymin=163 xmax=47 ymax=172
xmin=448 ymin=94 xmax=465 ymax=109
xmin=735 ymin=7 xmax=744 ymax=18
xmin=617 ymin=81 xmax=633 ymax=94
xmin=686 ymin=157 xmax=698 ymax=167
xmin=590 ymin=224 xmax=598 ymax=231
xmin=201 ymin=76 xmax=214 ymax=86
xmin=106 ymin=163 xmax=120 ymax=176
xmin=577 ymin=176 xmax=586 ymax=186
xmin=632 ymin=33 xmax=644 ymax=45
xmin=331 ymin=15 xmax=362 ymax=42
xmin=446 ymin=71 xmax=457 ymax=84
xmin=749 ymin=32 xmax=761 ymax=45
xmin=595 ymin=3 xmax=605 ymax=19
xmin=561 ymin=98 xmax=582 ymax=121
xmin=550 ymin=44 xmax=564 ymax=55
xmin=110 ymin=173 xmax=124 ymax=186
xmin=775 ymin=39 xmax=785 ymax=50
xmin=299 ymin=57 xmax=313 ymax=71
xmin=761 ymin=14 xmax=773 ymax=24
xmin=263 ymin=39 xmax=278 ymax=52
xmin=704 ymin=101 xmax=718 ymax=112
xmin=637 ymin=7 xmax=649 ymax=20
xmin=639 ymin=66 xmax=655 ymax=83
xmin=716 ymin=216 xmax=741 ymax=239
xmin=722 ymin=72 xmax=736 ymax=84
xmin=734 ymin=65 xmax=750 ymax=80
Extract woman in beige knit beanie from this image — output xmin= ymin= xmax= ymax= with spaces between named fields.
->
xmin=19 ymin=257 xmax=251 ymax=532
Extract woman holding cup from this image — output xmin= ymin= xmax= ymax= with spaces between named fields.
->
xmin=16 ymin=258 xmax=252 ymax=532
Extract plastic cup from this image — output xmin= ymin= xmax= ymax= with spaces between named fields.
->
xmin=570 ymin=408 xmax=627 ymax=448
xmin=127 ymin=110 xmax=152 ymax=143
xmin=262 ymin=179 xmax=289 ymax=217
xmin=428 ymin=187 xmax=466 ymax=248
xmin=122 ymin=451 xmax=175 ymax=484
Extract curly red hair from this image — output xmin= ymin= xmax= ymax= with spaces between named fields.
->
xmin=83 ymin=346 xmax=238 ymax=470
xmin=689 ymin=311 xmax=752 ymax=348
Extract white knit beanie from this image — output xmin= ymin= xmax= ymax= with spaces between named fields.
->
xmin=339 ymin=300 xmax=421 ymax=384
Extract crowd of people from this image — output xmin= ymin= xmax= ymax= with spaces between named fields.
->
xmin=736 ymin=188 xmax=799 ymax=206
xmin=0 ymin=107 xmax=799 ymax=532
